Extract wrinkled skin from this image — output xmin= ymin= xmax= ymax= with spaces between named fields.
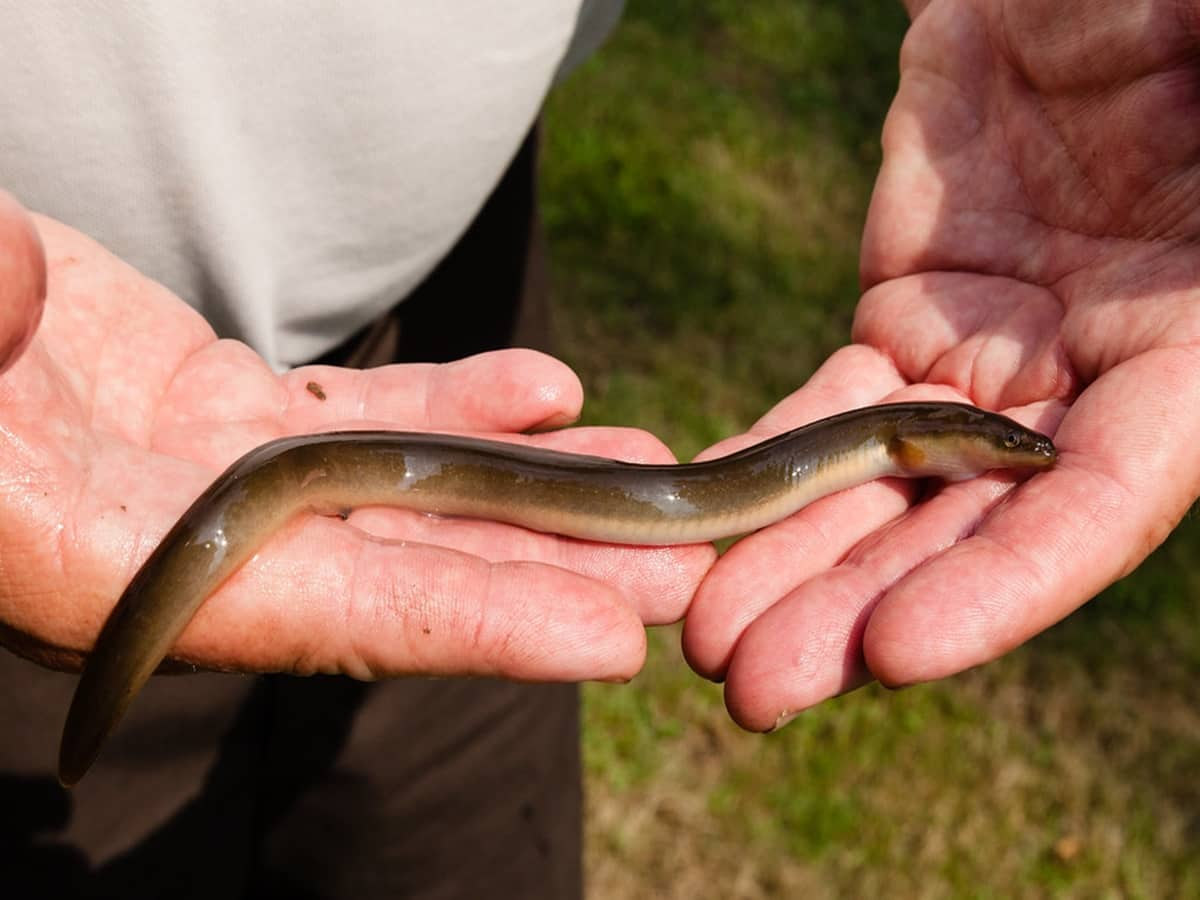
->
xmin=0 ymin=194 xmax=713 ymax=684
xmin=683 ymin=0 xmax=1200 ymax=729
xmin=3 ymin=0 xmax=1197 ymax=737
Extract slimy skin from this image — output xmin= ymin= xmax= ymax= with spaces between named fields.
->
xmin=58 ymin=401 xmax=1056 ymax=786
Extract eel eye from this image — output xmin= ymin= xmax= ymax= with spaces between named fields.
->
xmin=1003 ymin=430 xmax=1020 ymax=449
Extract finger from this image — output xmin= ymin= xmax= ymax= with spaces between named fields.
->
xmin=719 ymin=471 xmax=1031 ymax=731
xmin=153 ymin=347 xmax=586 ymax=462
xmin=864 ymin=348 xmax=1200 ymax=686
xmin=35 ymin=438 xmax=654 ymax=682
xmin=852 ymin=274 xmax=1076 ymax=409
xmin=346 ymin=425 xmax=716 ymax=625
xmin=0 ymin=191 xmax=47 ymax=374
xmin=47 ymin=426 xmax=710 ymax=662
xmin=175 ymin=515 xmax=648 ymax=683
xmin=682 ymin=478 xmax=916 ymax=679
xmin=694 ymin=344 xmax=908 ymax=462
xmin=683 ymin=350 xmax=968 ymax=679
xmin=283 ymin=348 xmax=584 ymax=432
xmin=684 ymin=346 xmax=908 ymax=675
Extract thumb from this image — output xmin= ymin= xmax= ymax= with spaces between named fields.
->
xmin=0 ymin=191 xmax=46 ymax=374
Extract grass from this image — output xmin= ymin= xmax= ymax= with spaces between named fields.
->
xmin=541 ymin=4 xmax=1200 ymax=898
xmin=541 ymin=3 xmax=899 ymax=460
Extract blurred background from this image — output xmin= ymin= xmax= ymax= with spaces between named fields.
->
xmin=539 ymin=4 xmax=1200 ymax=897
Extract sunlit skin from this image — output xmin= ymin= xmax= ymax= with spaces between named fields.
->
xmin=0 ymin=198 xmax=714 ymax=687
xmin=1 ymin=0 xmax=1197 ymax=742
xmin=683 ymin=0 xmax=1200 ymax=729
xmin=56 ymin=402 xmax=1052 ymax=786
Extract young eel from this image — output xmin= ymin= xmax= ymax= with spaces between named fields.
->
xmin=59 ymin=401 xmax=1056 ymax=786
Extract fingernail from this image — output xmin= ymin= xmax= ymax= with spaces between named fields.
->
xmin=596 ymin=672 xmax=635 ymax=685
xmin=767 ymin=709 xmax=799 ymax=733
xmin=528 ymin=410 xmax=578 ymax=432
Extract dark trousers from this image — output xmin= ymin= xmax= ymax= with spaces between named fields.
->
xmin=0 ymin=129 xmax=582 ymax=900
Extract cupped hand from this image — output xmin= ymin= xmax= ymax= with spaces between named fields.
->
xmin=0 ymin=195 xmax=712 ymax=685
xmin=683 ymin=0 xmax=1200 ymax=729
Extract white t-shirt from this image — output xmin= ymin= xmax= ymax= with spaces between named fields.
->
xmin=0 ymin=2 xmax=622 ymax=368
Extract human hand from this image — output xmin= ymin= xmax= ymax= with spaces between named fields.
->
xmin=0 ymin=194 xmax=711 ymax=685
xmin=682 ymin=0 xmax=1200 ymax=729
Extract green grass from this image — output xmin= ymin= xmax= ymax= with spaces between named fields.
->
xmin=541 ymin=4 xmax=1200 ymax=898
xmin=542 ymin=3 xmax=902 ymax=460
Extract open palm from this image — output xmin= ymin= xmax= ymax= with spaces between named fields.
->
xmin=0 ymin=198 xmax=712 ymax=685
xmin=684 ymin=0 xmax=1200 ymax=729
